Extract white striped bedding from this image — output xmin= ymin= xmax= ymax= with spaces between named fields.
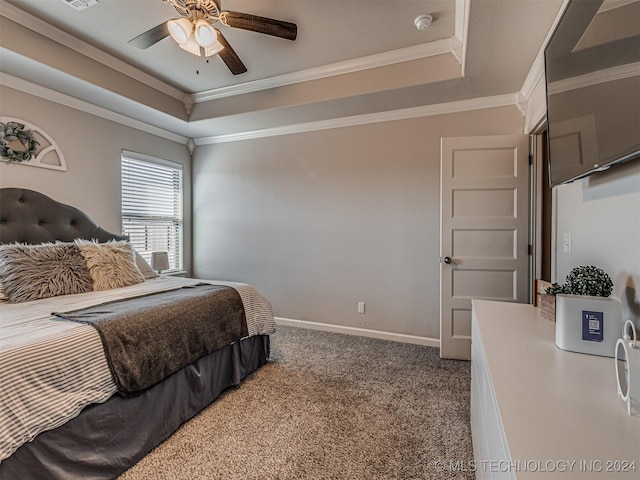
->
xmin=0 ymin=276 xmax=275 ymax=462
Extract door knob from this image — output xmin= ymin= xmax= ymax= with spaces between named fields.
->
xmin=443 ymin=256 xmax=452 ymax=264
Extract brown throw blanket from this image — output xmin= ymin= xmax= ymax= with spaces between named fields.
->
xmin=52 ymin=284 xmax=248 ymax=396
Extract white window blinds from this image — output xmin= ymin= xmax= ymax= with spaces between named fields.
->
xmin=121 ymin=154 xmax=183 ymax=272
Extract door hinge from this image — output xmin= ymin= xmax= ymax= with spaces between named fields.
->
xmin=528 ymin=244 xmax=533 ymax=255
xmin=528 ymin=154 xmax=533 ymax=165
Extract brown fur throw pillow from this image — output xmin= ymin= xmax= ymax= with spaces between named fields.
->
xmin=0 ymin=242 xmax=94 ymax=303
xmin=75 ymin=240 xmax=145 ymax=291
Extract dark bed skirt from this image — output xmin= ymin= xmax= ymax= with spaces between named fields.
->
xmin=0 ymin=335 xmax=270 ymax=480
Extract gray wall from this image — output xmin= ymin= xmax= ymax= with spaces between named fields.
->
xmin=555 ymin=160 xmax=640 ymax=329
xmin=0 ymin=85 xmax=193 ymax=275
xmin=193 ymin=106 xmax=525 ymax=339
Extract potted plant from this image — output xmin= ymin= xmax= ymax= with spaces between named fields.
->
xmin=546 ymin=265 xmax=622 ymax=357
xmin=546 ymin=265 xmax=613 ymax=297
xmin=540 ymin=266 xmax=613 ymax=321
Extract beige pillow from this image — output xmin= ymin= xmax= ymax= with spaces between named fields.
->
xmin=75 ymin=240 xmax=145 ymax=291
xmin=134 ymin=250 xmax=159 ymax=280
xmin=0 ymin=242 xmax=94 ymax=303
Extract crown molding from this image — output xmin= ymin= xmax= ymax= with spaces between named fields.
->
xmin=0 ymin=0 xmax=184 ymax=100
xmin=2 ymin=64 xmax=518 ymax=148
xmin=2 ymin=62 xmax=518 ymax=148
xmin=191 ymin=38 xmax=457 ymax=103
xmin=516 ymin=0 xmax=570 ymax=123
xmin=518 ymin=0 xmax=570 ymax=102
xmin=195 ymin=93 xmax=518 ymax=145
xmin=0 ymin=71 xmax=189 ymax=144
xmin=2 ymin=0 xmax=470 ymax=112
xmin=453 ymin=0 xmax=470 ymax=75
xmin=520 ymin=50 xmax=545 ymax=103
xmin=192 ymin=0 xmax=470 ymax=103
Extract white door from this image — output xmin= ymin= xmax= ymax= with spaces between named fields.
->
xmin=440 ymin=135 xmax=530 ymax=360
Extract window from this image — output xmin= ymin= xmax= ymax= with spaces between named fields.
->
xmin=121 ymin=152 xmax=183 ymax=272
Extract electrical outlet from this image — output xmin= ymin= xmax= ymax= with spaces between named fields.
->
xmin=357 ymin=302 xmax=365 ymax=314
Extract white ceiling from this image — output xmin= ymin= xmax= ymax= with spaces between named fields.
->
xmin=0 ymin=0 xmax=566 ymax=141
xmin=4 ymin=0 xmax=460 ymax=92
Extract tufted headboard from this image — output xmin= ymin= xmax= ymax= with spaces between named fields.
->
xmin=0 ymin=188 xmax=127 ymax=245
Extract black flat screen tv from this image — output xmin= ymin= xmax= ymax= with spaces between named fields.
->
xmin=544 ymin=0 xmax=640 ymax=186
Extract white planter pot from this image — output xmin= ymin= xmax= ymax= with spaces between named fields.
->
xmin=555 ymin=294 xmax=622 ymax=357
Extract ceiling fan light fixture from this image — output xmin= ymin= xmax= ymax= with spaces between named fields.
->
xmin=203 ymin=43 xmax=224 ymax=57
xmin=167 ymin=17 xmax=192 ymax=46
xmin=178 ymin=33 xmax=201 ymax=56
xmin=194 ymin=19 xmax=218 ymax=48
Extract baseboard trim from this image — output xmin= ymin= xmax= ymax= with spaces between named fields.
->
xmin=274 ymin=317 xmax=440 ymax=348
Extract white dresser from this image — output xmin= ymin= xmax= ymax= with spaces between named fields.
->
xmin=471 ymin=299 xmax=640 ymax=480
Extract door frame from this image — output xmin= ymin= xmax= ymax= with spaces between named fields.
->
xmin=529 ymin=123 xmax=557 ymax=288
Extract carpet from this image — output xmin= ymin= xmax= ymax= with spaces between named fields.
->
xmin=118 ymin=325 xmax=474 ymax=480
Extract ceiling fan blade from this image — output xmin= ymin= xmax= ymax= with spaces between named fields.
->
xmin=215 ymin=29 xmax=247 ymax=75
xmin=221 ymin=11 xmax=297 ymax=41
xmin=127 ymin=22 xmax=170 ymax=49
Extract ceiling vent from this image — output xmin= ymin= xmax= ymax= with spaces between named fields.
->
xmin=60 ymin=0 xmax=99 ymax=11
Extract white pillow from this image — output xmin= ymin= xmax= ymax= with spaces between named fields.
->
xmin=134 ymin=250 xmax=159 ymax=280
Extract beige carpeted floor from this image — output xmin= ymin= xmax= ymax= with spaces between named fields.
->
xmin=118 ymin=325 xmax=474 ymax=480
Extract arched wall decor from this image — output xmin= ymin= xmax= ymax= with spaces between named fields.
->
xmin=0 ymin=117 xmax=67 ymax=171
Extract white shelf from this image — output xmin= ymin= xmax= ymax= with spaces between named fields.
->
xmin=471 ymin=299 xmax=640 ymax=479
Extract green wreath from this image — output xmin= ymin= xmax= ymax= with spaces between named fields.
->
xmin=0 ymin=121 xmax=40 ymax=163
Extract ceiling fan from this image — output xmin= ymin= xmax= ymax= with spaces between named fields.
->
xmin=128 ymin=0 xmax=297 ymax=75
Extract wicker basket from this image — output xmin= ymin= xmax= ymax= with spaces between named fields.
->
xmin=535 ymin=279 xmax=556 ymax=322
xmin=539 ymin=294 xmax=556 ymax=322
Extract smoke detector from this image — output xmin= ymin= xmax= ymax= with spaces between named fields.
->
xmin=414 ymin=14 xmax=434 ymax=30
xmin=60 ymin=0 xmax=99 ymax=11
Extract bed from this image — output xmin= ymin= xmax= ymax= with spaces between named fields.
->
xmin=0 ymin=187 xmax=275 ymax=479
